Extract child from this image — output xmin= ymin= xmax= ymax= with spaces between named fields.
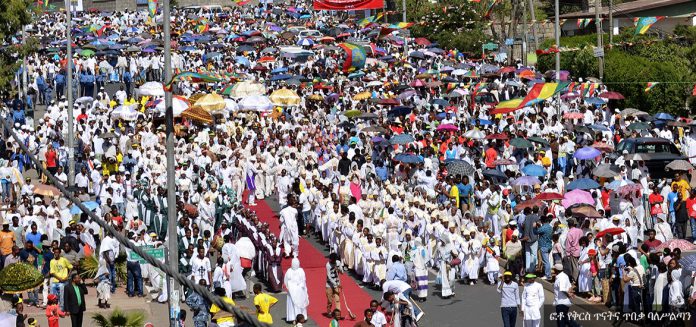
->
xmin=483 ymin=241 xmax=500 ymax=285
xmin=45 ymin=294 xmax=66 ymax=327
xmin=178 ymin=310 xmax=187 ymax=327
xmin=329 ymin=309 xmax=341 ymax=327
xmin=27 ymin=318 xmax=38 ymax=327
xmin=253 ymin=283 xmax=278 ymax=325
xmin=96 ymin=257 xmax=112 ymax=308
xmin=294 ymin=314 xmax=306 ymax=327
xmin=587 ymin=249 xmax=602 ymax=303
xmin=13 ymin=297 xmax=27 ymax=327
xmin=551 ymin=234 xmax=563 ymax=264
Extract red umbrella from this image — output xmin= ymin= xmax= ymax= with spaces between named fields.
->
xmin=592 ymin=142 xmax=614 ymax=152
xmin=409 ymin=79 xmax=425 ymax=87
xmin=598 ymin=91 xmax=625 ymax=100
xmin=535 ymin=192 xmax=564 ymax=201
xmin=563 ymin=112 xmax=584 ymax=119
xmin=498 ymin=66 xmax=516 ymax=74
xmin=378 ymin=98 xmax=400 ymax=106
xmin=414 ymin=37 xmax=431 ymax=46
xmin=596 ymin=227 xmax=625 ymax=239
xmin=486 ymin=133 xmax=509 ymax=140
xmin=514 ymin=198 xmax=544 ymax=213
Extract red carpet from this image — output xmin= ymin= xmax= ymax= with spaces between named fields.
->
xmin=246 ymin=198 xmax=374 ymax=325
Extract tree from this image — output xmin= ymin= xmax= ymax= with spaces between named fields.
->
xmin=91 ymin=308 xmax=147 ymax=327
xmin=407 ymin=0 xmax=488 ymax=53
xmin=0 ymin=0 xmax=33 ymax=93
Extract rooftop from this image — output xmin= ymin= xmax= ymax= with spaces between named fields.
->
xmin=560 ymin=0 xmax=693 ymax=19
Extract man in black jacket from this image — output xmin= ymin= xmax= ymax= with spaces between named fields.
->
xmin=63 ymin=272 xmax=88 ymax=327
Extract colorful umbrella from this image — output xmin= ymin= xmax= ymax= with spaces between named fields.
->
xmin=436 ymin=124 xmax=458 ymax=132
xmin=511 ymin=176 xmax=541 ymax=186
xmin=574 ymin=147 xmax=601 ymax=160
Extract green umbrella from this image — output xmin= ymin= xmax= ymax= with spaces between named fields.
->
xmin=510 ymin=138 xmax=533 ymax=148
xmin=80 ymin=49 xmax=95 ymax=57
xmin=627 ymin=122 xmax=650 ymax=131
xmin=528 ymin=136 xmax=549 ymax=146
xmin=343 ymin=110 xmax=362 ymax=119
xmin=221 ymin=84 xmax=235 ymax=96
xmin=0 ymin=263 xmax=44 ymax=294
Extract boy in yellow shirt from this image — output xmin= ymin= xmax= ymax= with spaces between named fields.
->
xmin=49 ymin=247 xmax=73 ymax=309
xmin=253 ymin=283 xmax=278 ymax=324
xmin=210 ymin=287 xmax=236 ymax=327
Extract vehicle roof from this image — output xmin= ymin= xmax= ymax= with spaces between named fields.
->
xmin=621 ymin=137 xmax=672 ymax=143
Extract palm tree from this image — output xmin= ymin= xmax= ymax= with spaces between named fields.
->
xmin=91 ymin=308 xmax=147 ymax=327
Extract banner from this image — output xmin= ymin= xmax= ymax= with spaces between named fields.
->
xmin=313 ymin=0 xmax=383 ymax=11
xmin=634 ymin=16 xmax=664 ymax=35
xmin=148 ymin=0 xmax=157 ymax=18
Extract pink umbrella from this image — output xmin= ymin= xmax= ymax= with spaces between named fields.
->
xmin=436 ymin=124 xmax=458 ymax=132
xmin=562 ymin=189 xmax=595 ymax=208
xmin=655 ymin=239 xmax=696 ymax=251
xmin=409 ymin=79 xmax=425 ymax=87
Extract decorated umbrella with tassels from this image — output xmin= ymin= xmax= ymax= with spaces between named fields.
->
xmin=182 ymin=106 xmax=214 ymax=124
xmin=0 ymin=263 xmax=44 ymax=294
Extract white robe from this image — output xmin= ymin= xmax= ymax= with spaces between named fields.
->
xmin=279 ymin=206 xmax=300 ymax=256
xmin=284 ymin=259 xmax=309 ymax=321
xmin=521 ymin=282 xmax=545 ymax=325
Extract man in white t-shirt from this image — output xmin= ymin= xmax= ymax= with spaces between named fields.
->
xmin=553 ymin=263 xmax=578 ymax=326
xmin=190 ymin=246 xmax=212 ymax=286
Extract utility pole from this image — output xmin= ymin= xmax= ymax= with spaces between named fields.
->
xmin=163 ymin=1 xmax=179 ymax=326
xmin=522 ymin=0 xmax=528 ymax=66
xmin=608 ymin=0 xmax=613 ymax=44
xmin=21 ymin=26 xmax=27 ymax=115
xmin=402 ymin=0 xmax=407 ymax=57
xmin=527 ymin=0 xmax=539 ymax=51
xmin=554 ymin=0 xmax=561 ymax=116
xmin=595 ymin=0 xmax=604 ymax=80
xmin=65 ymin=0 xmax=75 ymax=186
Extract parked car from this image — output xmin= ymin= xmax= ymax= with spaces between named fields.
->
xmin=614 ymin=137 xmax=685 ymax=178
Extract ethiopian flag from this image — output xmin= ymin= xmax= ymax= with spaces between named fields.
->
xmin=338 ymin=43 xmax=367 ymax=73
xmin=634 ymin=17 xmax=663 ymax=35
xmin=358 ymin=13 xmax=383 ymax=27
xmin=518 ymin=82 xmax=569 ymax=108
xmin=490 ymin=98 xmax=524 ymax=115
xmin=644 ymin=82 xmax=659 ymax=92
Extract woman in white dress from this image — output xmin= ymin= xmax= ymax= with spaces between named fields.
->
xmin=577 ymin=237 xmax=592 ymax=295
xmin=283 ymin=258 xmax=309 ymax=323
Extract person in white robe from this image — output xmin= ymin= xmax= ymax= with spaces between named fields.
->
xmin=221 ymin=237 xmax=246 ymax=297
xmin=279 ymin=202 xmax=300 ymax=257
xmin=521 ymin=274 xmax=545 ymax=327
xmin=284 ymin=258 xmax=309 ymax=323
xmin=652 ymin=266 xmax=668 ymax=312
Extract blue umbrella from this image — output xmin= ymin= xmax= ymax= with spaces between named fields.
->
xmin=70 ymin=201 xmax=99 ymax=214
xmin=566 ymin=178 xmax=600 ymax=191
xmin=394 ymin=153 xmax=423 ymax=164
xmin=589 ymin=124 xmax=610 ymax=131
xmin=483 ymin=169 xmax=507 ymax=180
xmin=297 ymin=38 xmax=314 ymax=46
xmin=431 ymin=98 xmax=449 ymax=107
xmin=679 ymin=253 xmax=696 ymax=271
xmin=271 ymin=67 xmax=288 ymax=74
xmin=235 ymin=56 xmax=251 ymax=67
xmin=390 ymin=134 xmax=415 ymax=145
xmin=574 ymin=146 xmax=601 ymax=160
xmin=388 ymin=106 xmax=412 ymax=117
xmin=300 ymin=14 xmax=312 ymax=19
xmin=472 ymin=119 xmax=493 ymax=126
xmin=654 ymin=112 xmax=675 ymax=121
xmin=270 ymin=74 xmax=292 ymax=81
xmin=521 ymin=164 xmax=547 ymax=177
xmin=584 ymin=97 xmax=606 ymax=105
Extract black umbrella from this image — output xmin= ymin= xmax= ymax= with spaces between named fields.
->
xmin=447 ymin=160 xmax=475 ymax=176
xmin=482 ymin=169 xmax=507 ymax=180
xmin=409 ymin=51 xmax=425 ymax=59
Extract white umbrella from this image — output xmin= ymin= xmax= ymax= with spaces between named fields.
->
xmin=235 ymin=237 xmax=256 ymax=259
xmin=120 ymin=106 xmax=140 ymax=121
xmin=230 ymin=81 xmax=266 ymax=98
xmin=224 ymin=98 xmax=238 ymax=111
xmin=238 ymin=95 xmax=273 ymax=111
xmin=463 ymin=129 xmax=485 ymax=139
xmin=155 ymin=96 xmax=189 ymax=117
xmin=75 ymin=96 xmax=94 ymax=104
xmin=138 ymin=81 xmax=165 ymax=97
xmin=451 ymin=69 xmax=468 ymax=76
xmin=366 ymin=81 xmax=383 ymax=87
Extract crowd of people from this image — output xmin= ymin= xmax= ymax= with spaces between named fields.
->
xmin=4 ymin=1 xmax=696 ymax=327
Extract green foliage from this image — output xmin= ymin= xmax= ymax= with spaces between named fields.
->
xmin=79 ymin=255 xmax=127 ymax=283
xmin=0 ymin=0 xmax=33 ymax=92
xmin=91 ymin=308 xmax=147 ymax=327
xmin=407 ymin=0 xmax=488 ymax=53
xmin=537 ymin=31 xmax=696 ymax=115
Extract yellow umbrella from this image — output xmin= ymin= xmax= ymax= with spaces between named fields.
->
xmin=354 ymin=91 xmax=371 ymax=100
xmin=230 ymin=81 xmax=266 ymax=98
xmin=307 ymin=94 xmax=323 ymax=101
xmin=269 ymin=88 xmax=301 ymax=106
xmin=182 ymin=106 xmax=214 ymax=124
xmin=194 ymin=93 xmax=226 ymax=112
